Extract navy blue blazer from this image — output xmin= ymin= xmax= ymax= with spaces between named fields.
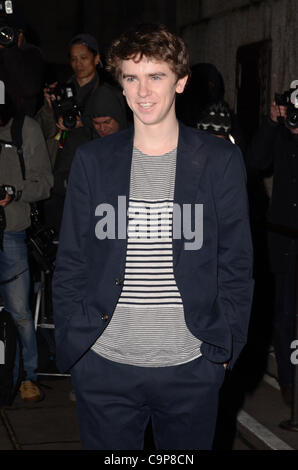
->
xmin=52 ymin=122 xmax=254 ymax=373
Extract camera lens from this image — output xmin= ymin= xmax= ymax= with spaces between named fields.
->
xmin=287 ymin=106 xmax=298 ymax=128
xmin=0 ymin=25 xmax=15 ymax=46
xmin=289 ymin=114 xmax=298 ymax=127
xmin=63 ymin=111 xmax=78 ymax=130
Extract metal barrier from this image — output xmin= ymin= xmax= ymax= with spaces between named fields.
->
xmin=267 ymin=223 xmax=298 ymax=431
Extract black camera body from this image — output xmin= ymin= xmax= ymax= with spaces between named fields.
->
xmin=0 ymin=0 xmax=18 ymax=48
xmin=0 ymin=0 xmax=13 ymax=16
xmin=49 ymin=82 xmax=80 ymax=130
xmin=27 ymin=225 xmax=57 ymax=274
xmin=275 ymin=86 xmax=298 ymax=129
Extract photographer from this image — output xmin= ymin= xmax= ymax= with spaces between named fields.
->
xmin=248 ymin=92 xmax=298 ymax=406
xmin=37 ymin=34 xmax=128 ymax=233
xmin=0 ymin=4 xmax=44 ymax=116
xmin=0 ymin=94 xmax=53 ymax=402
xmin=36 ymin=34 xmax=101 ymax=233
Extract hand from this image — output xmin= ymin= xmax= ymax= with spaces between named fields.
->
xmin=44 ymin=81 xmax=58 ymax=108
xmin=270 ymin=101 xmax=287 ymax=123
xmin=56 ymin=116 xmax=68 ymax=131
xmin=0 ymin=193 xmax=11 ymax=208
xmin=223 ymin=362 xmax=228 ymax=369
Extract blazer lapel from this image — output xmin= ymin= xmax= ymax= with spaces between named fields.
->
xmin=173 ymin=122 xmax=207 ymax=267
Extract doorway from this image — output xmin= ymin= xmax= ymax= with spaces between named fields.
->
xmin=236 ymin=40 xmax=272 ymax=141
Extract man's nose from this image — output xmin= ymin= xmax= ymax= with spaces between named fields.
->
xmin=138 ymin=79 xmax=151 ymax=97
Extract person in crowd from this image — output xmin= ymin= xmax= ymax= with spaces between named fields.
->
xmin=196 ymin=99 xmax=234 ymax=142
xmin=36 ymin=33 xmax=101 ymax=235
xmin=0 ymin=94 xmax=53 ymax=402
xmin=52 ymin=23 xmax=254 ymax=450
xmin=84 ymin=83 xmax=129 ymax=138
xmin=177 ymin=63 xmax=247 ymax=154
xmin=0 ymin=10 xmax=44 ymax=116
xmin=248 ymin=98 xmax=298 ymax=406
xmin=37 ymin=33 xmax=127 ymax=234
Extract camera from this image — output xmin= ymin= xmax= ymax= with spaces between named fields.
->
xmin=27 ymin=225 xmax=57 ymax=274
xmin=0 ymin=0 xmax=13 ymax=16
xmin=275 ymin=85 xmax=298 ymax=129
xmin=49 ymin=82 xmax=80 ymax=130
xmin=0 ymin=1 xmax=17 ymax=48
xmin=0 ymin=184 xmax=15 ymax=200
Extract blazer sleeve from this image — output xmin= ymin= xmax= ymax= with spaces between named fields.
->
xmin=215 ymin=146 xmax=254 ymax=369
xmin=52 ymin=147 xmax=92 ymax=336
xmin=20 ymin=117 xmax=53 ymax=203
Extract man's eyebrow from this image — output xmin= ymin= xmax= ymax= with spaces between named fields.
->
xmin=122 ymin=72 xmax=167 ymax=78
xmin=122 ymin=73 xmax=137 ymax=79
xmin=148 ymin=72 xmax=167 ymax=77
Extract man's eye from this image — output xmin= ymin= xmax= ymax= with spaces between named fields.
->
xmin=126 ymin=77 xmax=135 ymax=82
xmin=152 ymin=75 xmax=161 ymax=80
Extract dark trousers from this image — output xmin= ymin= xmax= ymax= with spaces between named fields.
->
xmin=273 ymin=255 xmax=297 ymax=386
xmin=71 ymin=350 xmax=225 ymax=450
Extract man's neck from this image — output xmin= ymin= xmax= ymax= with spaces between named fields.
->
xmin=76 ymin=73 xmax=96 ymax=88
xmin=133 ymin=117 xmax=179 ymax=156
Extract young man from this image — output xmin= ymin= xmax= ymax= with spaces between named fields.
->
xmin=53 ymin=24 xmax=254 ymax=450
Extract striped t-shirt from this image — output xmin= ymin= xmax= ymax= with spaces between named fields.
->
xmin=92 ymin=147 xmax=202 ymax=366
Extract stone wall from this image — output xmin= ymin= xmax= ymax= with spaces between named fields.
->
xmin=177 ymin=0 xmax=298 ymax=112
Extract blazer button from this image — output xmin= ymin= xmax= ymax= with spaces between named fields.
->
xmin=115 ymin=278 xmax=123 ymax=286
xmin=101 ymin=313 xmax=109 ymax=322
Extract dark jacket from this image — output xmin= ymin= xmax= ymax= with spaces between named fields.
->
xmin=52 ymin=122 xmax=254 ymax=373
xmin=35 ymin=74 xmax=100 ymax=169
xmin=0 ymin=116 xmax=53 ymax=231
xmin=248 ymin=117 xmax=298 ymax=272
xmin=37 ymin=78 xmax=128 ymax=232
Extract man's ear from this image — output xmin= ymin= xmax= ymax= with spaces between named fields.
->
xmin=95 ymin=54 xmax=101 ymax=66
xmin=176 ymin=75 xmax=189 ymax=94
xmin=17 ymin=32 xmax=24 ymax=48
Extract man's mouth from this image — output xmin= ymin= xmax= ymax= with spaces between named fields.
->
xmin=139 ymin=102 xmax=154 ymax=109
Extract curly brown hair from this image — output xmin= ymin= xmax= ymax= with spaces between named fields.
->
xmin=106 ymin=23 xmax=191 ymax=84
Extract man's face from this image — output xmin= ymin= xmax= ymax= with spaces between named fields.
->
xmin=121 ymin=56 xmax=187 ymax=128
xmin=70 ymin=44 xmax=99 ymax=82
xmin=92 ymin=116 xmax=120 ymax=137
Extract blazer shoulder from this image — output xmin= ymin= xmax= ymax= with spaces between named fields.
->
xmin=188 ymin=125 xmax=241 ymax=162
xmin=75 ymin=127 xmax=133 ymax=164
xmin=180 ymin=121 xmax=236 ymax=153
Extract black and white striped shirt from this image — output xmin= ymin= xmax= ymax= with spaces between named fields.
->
xmin=92 ymin=147 xmax=202 ymax=366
